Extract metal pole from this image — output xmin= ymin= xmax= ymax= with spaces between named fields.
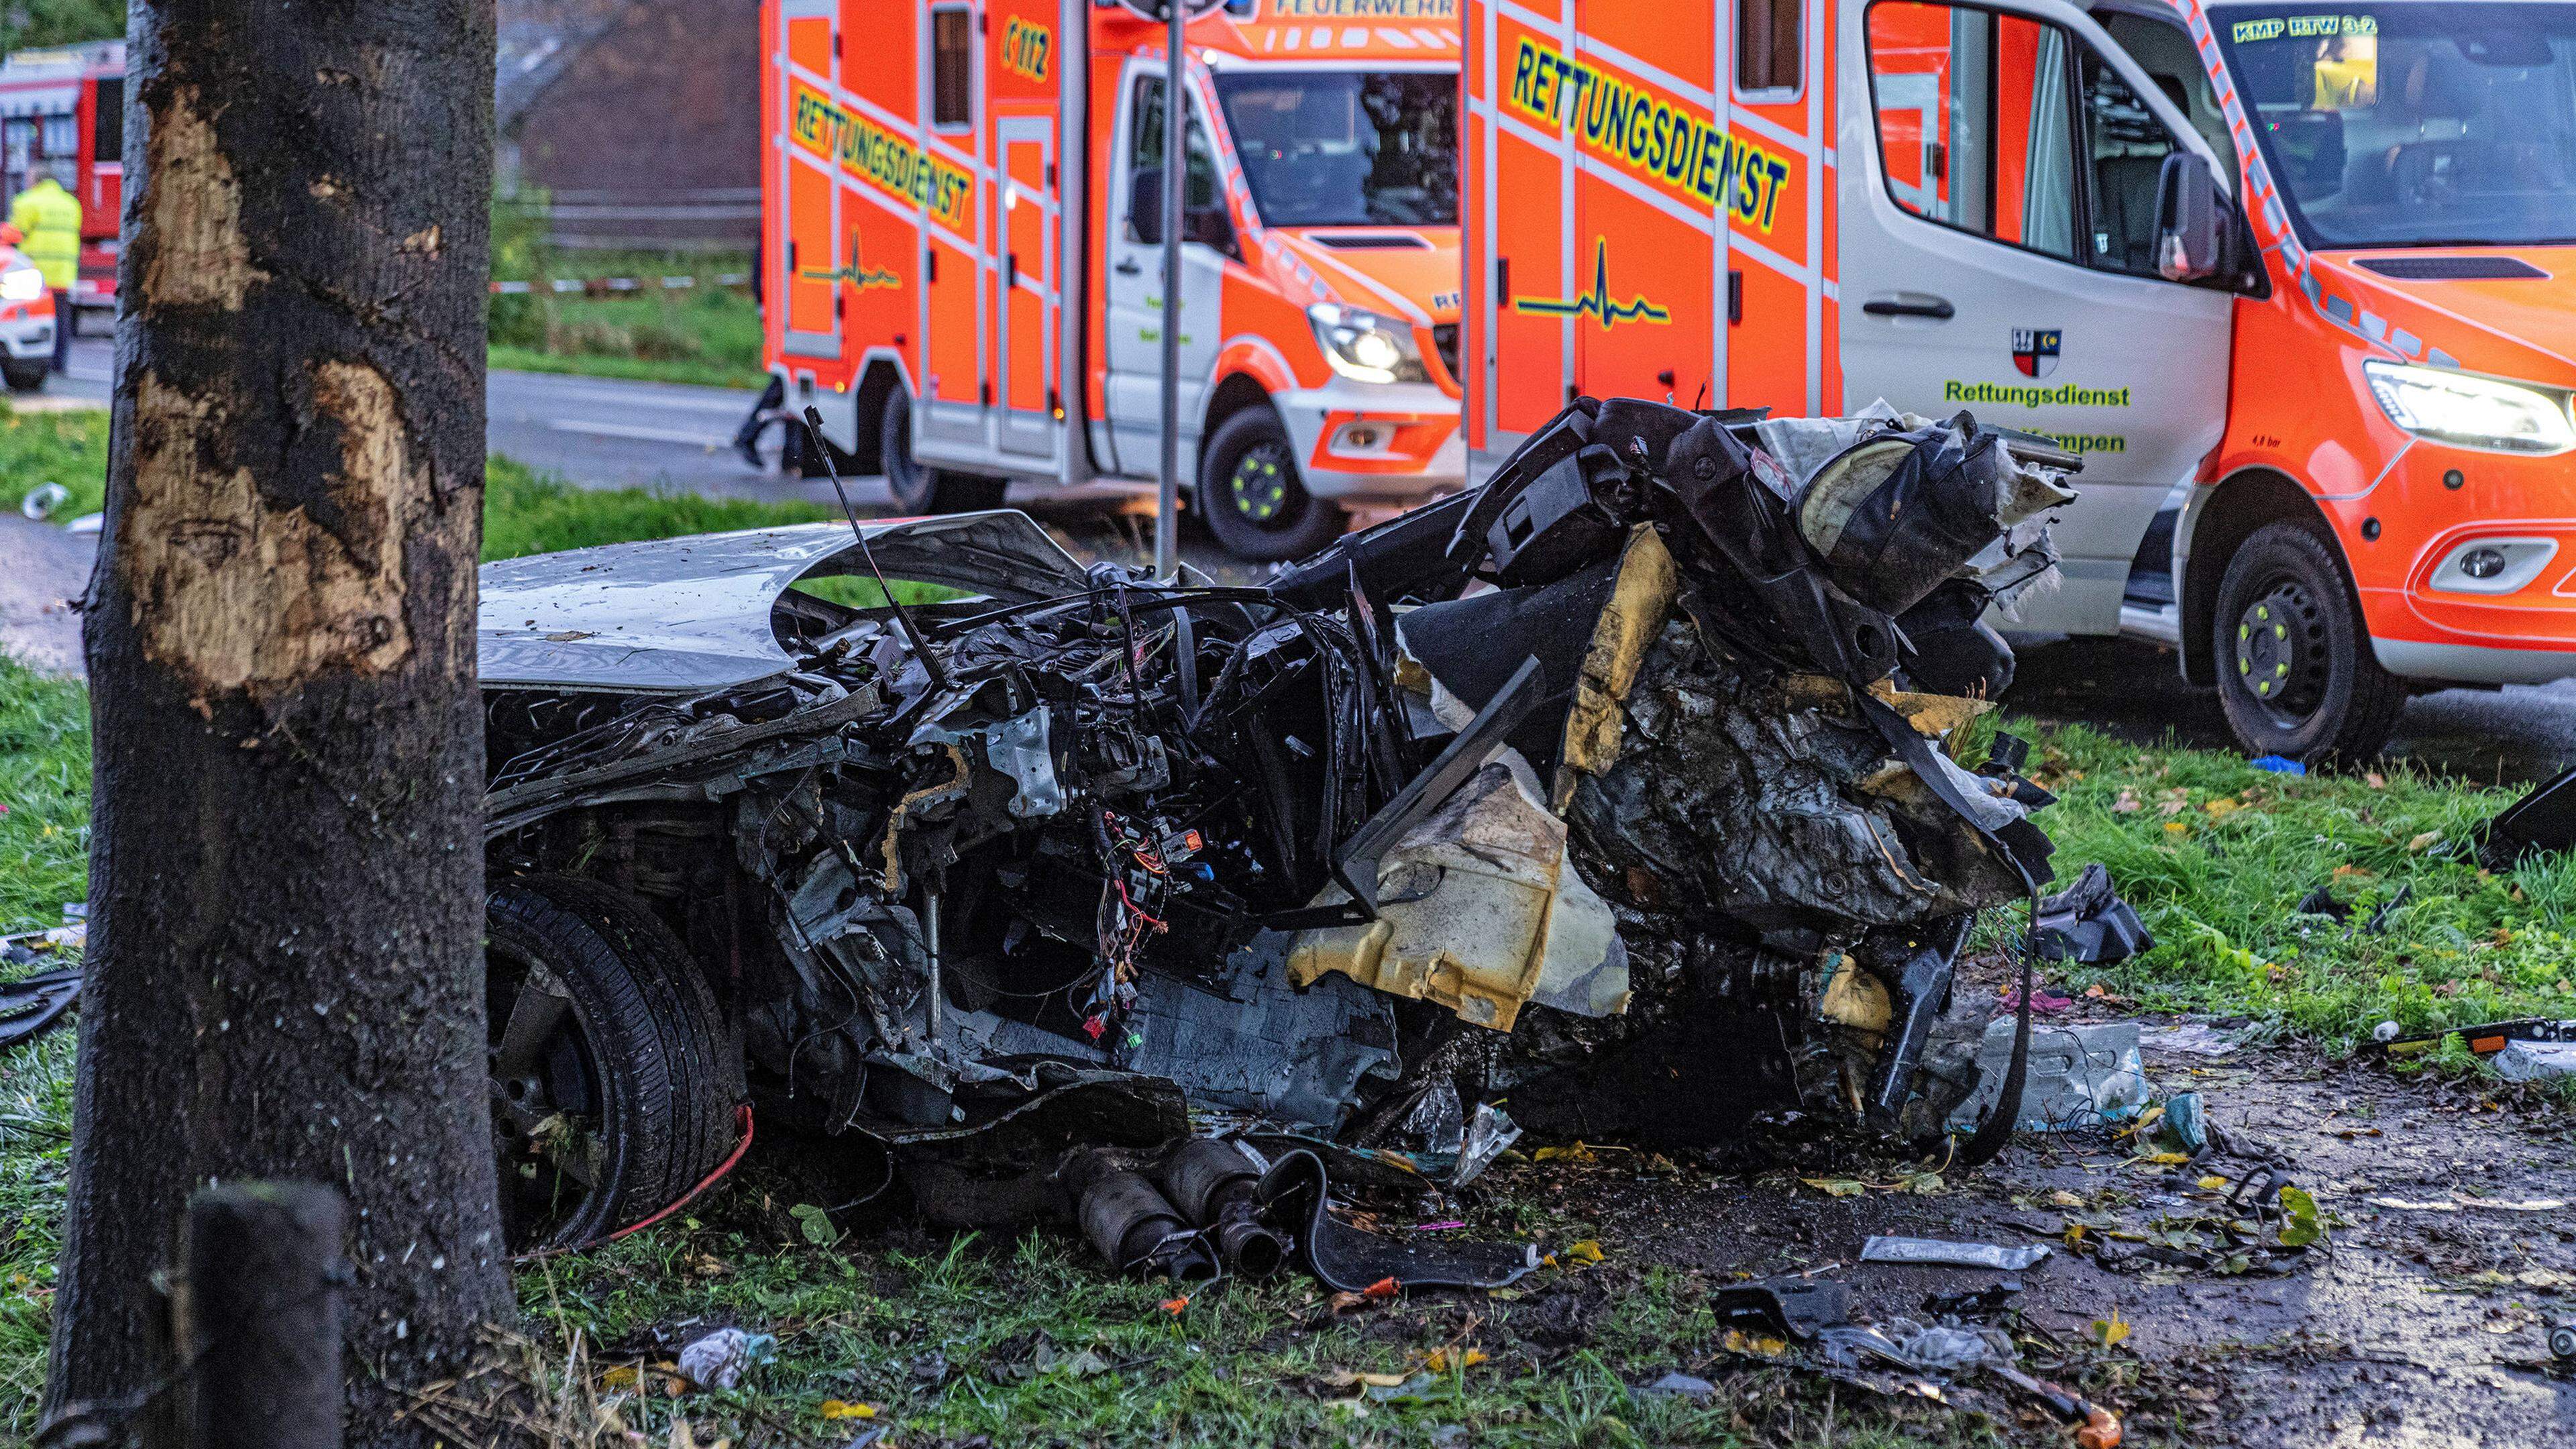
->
xmin=1155 ymin=0 xmax=1185 ymax=581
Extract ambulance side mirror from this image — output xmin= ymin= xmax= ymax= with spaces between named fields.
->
xmin=2153 ymin=152 xmax=2223 ymax=283
xmin=1128 ymin=166 xmax=1233 ymax=253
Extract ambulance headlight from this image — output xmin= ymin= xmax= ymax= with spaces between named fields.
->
xmin=2363 ymin=361 xmax=2576 ymax=455
xmin=1307 ymin=303 xmax=1425 ymax=384
xmin=0 ymin=267 xmax=43 ymax=303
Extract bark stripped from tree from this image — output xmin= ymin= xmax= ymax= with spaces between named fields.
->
xmin=48 ymin=3 xmax=504 ymax=1442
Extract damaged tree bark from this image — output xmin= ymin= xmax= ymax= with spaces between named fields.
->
xmin=47 ymin=4 xmax=505 ymax=1442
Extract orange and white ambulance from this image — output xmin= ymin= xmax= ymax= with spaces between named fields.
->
xmin=761 ymin=0 xmax=1466 ymax=560
xmin=1463 ymin=0 xmax=2576 ymax=759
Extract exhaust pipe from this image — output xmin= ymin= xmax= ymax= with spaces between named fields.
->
xmin=1065 ymin=1150 xmax=1218 ymax=1281
xmin=1159 ymin=1138 xmax=1286 ymax=1279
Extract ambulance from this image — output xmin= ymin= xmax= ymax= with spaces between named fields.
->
xmin=760 ymin=0 xmax=1466 ymax=560
xmin=1462 ymin=0 xmax=2576 ymax=760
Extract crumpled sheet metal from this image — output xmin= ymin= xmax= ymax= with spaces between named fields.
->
xmin=1553 ymin=525 xmax=1679 ymax=810
xmin=1569 ymin=619 xmax=2028 ymax=929
xmin=1284 ymin=758 xmax=1629 ymax=1031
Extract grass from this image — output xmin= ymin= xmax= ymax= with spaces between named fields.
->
xmin=2012 ymin=722 xmax=2576 ymax=1049
xmin=5 ymin=479 xmax=2573 ymax=1434
xmin=0 ymin=407 xmax=108 ymax=526
xmin=0 ymin=656 xmax=87 ymax=1429
xmin=487 ymin=239 xmax=765 ymax=391
xmin=480 ymin=455 xmax=839 ymax=561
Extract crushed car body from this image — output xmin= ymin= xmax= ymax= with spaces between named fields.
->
xmin=476 ymin=397 xmax=2078 ymax=1265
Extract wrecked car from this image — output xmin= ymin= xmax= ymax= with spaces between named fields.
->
xmin=475 ymin=397 xmax=2078 ymax=1273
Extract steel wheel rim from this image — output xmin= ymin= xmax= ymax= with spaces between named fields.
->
xmin=1226 ymin=441 xmax=1299 ymax=529
xmin=2233 ymin=576 xmax=2331 ymax=728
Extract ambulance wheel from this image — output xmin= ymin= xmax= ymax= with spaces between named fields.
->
xmin=1201 ymin=407 xmax=1345 ymax=561
xmin=881 ymin=388 xmax=1006 ymax=513
xmin=2212 ymin=521 xmax=2406 ymax=764
xmin=2 ymin=360 xmax=45 ymax=392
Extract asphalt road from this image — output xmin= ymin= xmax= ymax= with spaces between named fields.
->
xmin=13 ymin=334 xmax=2576 ymax=782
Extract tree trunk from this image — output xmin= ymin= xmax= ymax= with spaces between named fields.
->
xmin=47 ymin=3 xmax=504 ymax=1442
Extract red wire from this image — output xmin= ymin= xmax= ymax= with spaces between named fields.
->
xmin=1114 ymin=879 xmax=1167 ymax=929
xmin=513 ymin=1102 xmax=755 ymax=1263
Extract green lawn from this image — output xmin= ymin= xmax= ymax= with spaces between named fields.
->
xmin=6 ymin=461 xmax=2574 ymax=1437
xmin=487 ymin=247 xmax=766 ymax=391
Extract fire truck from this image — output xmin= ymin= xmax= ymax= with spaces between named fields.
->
xmin=0 ymin=40 xmax=123 ymax=331
xmin=759 ymin=0 xmax=1466 ymax=559
xmin=1461 ymin=0 xmax=2576 ymax=761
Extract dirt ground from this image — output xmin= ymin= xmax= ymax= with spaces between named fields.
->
xmin=1448 ymin=1011 xmax=2576 ymax=1448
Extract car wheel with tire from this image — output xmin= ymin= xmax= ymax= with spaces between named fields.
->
xmin=880 ymin=386 xmax=1006 ymax=513
xmin=2210 ymin=519 xmax=2406 ymax=763
xmin=484 ymin=875 xmax=737 ymax=1252
xmin=3 ymin=360 xmax=46 ymax=393
xmin=1199 ymin=406 xmax=1347 ymax=561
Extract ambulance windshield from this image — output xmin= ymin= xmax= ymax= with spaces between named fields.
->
xmin=2216 ymin=4 xmax=2576 ymax=247
xmin=1213 ymin=70 xmax=1457 ymax=227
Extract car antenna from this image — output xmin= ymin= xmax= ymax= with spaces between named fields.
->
xmin=800 ymin=406 xmax=953 ymax=694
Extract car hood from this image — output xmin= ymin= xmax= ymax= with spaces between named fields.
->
xmin=1268 ymin=226 xmax=1462 ymax=326
xmin=478 ymin=511 xmax=1089 ymax=694
xmin=2314 ymin=247 xmax=2576 ymax=382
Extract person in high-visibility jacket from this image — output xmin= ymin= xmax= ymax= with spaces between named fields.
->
xmin=8 ymin=173 xmax=79 ymax=373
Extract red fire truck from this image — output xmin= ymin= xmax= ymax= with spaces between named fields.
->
xmin=0 ymin=40 xmax=124 ymax=331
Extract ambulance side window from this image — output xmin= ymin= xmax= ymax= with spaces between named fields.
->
xmin=1865 ymin=1 xmax=2083 ymax=262
xmin=1736 ymin=0 xmax=1804 ymax=99
xmin=932 ymin=5 xmax=974 ymax=131
xmin=2076 ymin=50 xmax=2182 ymax=278
xmin=1124 ymin=78 xmax=1224 ymax=247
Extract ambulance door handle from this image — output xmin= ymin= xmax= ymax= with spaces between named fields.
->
xmin=1862 ymin=295 xmax=1954 ymax=321
xmin=1114 ymin=256 xmax=1142 ymax=276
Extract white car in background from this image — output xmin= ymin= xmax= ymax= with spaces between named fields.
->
xmin=0 ymin=227 xmax=58 ymax=393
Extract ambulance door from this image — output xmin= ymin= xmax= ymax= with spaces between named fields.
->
xmin=1479 ymin=1 xmax=1574 ymax=455
xmin=1104 ymin=71 xmax=1222 ymax=476
xmin=997 ymin=118 xmax=1057 ymax=459
xmin=922 ymin=2 xmax=986 ymax=443
xmin=779 ymin=0 xmax=841 ymax=358
xmin=1838 ymin=0 xmax=2233 ymax=634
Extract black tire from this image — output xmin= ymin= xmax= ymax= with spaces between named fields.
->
xmin=1199 ymin=405 xmax=1347 ymax=561
xmin=485 ymin=876 xmax=737 ymax=1251
xmin=3 ymin=360 xmax=46 ymax=393
xmin=2211 ymin=520 xmax=2406 ymax=763
xmin=880 ymin=386 xmax=1006 ymax=513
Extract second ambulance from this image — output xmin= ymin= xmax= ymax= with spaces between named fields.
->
xmin=762 ymin=0 xmax=1465 ymax=560
xmin=1463 ymin=0 xmax=2576 ymax=760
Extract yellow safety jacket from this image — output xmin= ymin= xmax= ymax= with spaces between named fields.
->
xmin=9 ymin=179 xmax=81 ymax=292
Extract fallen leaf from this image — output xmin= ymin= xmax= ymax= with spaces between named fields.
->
xmin=1321 ymin=1368 xmax=1411 ymax=1389
xmin=2365 ymin=771 xmax=2387 ymax=789
xmin=789 ymin=1203 xmax=837 ymax=1246
xmin=2049 ymin=1189 xmax=2088 ymax=1209
xmin=2408 ymin=830 xmax=2443 ymax=853
xmin=2277 ymin=1185 xmax=2326 ymax=1248
xmin=2164 ymin=820 xmax=2189 ymax=835
xmin=818 ymin=1401 xmax=877 ymax=1420
xmin=1160 ymin=1296 xmax=1190 ymax=1316
xmin=601 ymin=1364 xmax=639 ymax=1389
xmin=2091 ymin=1312 xmax=2131 ymax=1349
xmin=1802 ymin=1177 xmax=1868 ymax=1198
xmin=1424 ymin=1346 xmax=1489 ymax=1373
xmin=1328 ymin=1290 xmax=1368 ymax=1313
xmin=1722 ymin=1328 xmax=1790 ymax=1357
xmin=1560 ymin=1240 xmax=1605 ymax=1266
